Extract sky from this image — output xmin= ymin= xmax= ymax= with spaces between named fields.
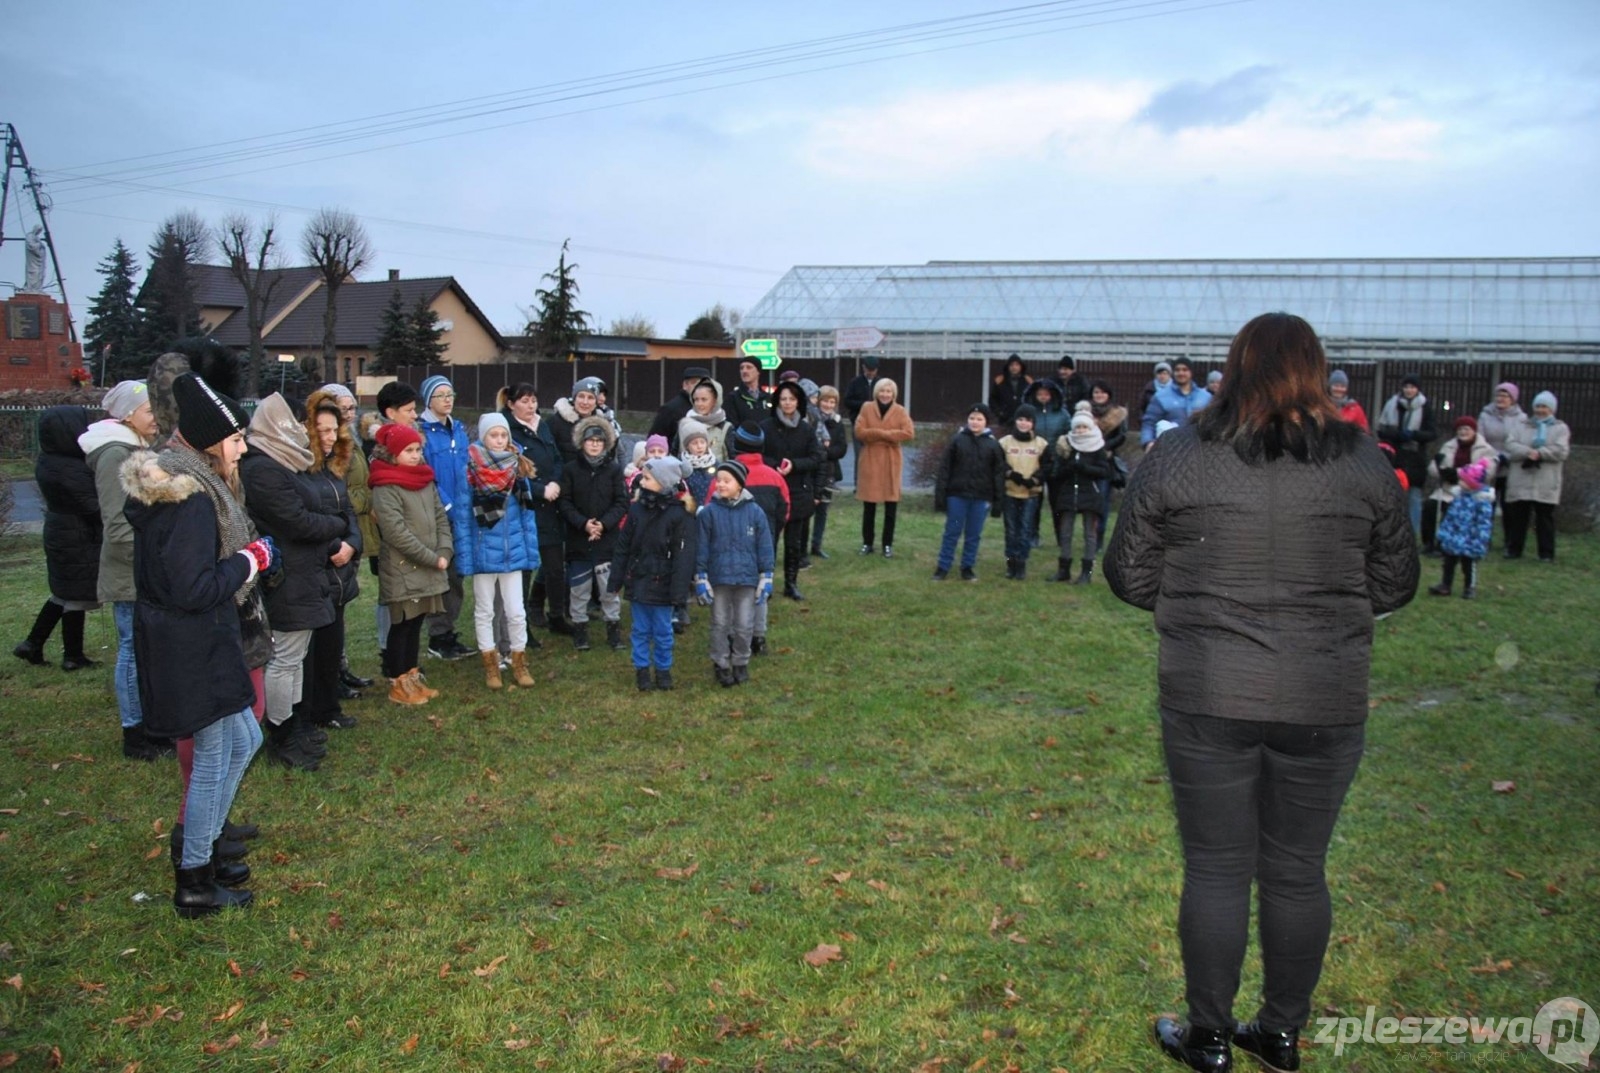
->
xmin=4 ymin=0 xmax=1598 ymax=341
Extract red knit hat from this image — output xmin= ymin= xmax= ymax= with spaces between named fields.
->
xmin=1453 ymin=415 xmax=1478 ymax=432
xmin=375 ymin=423 xmax=422 ymax=456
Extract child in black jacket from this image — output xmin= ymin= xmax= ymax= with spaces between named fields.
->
xmin=933 ymin=404 xmax=1007 ymax=581
xmin=609 ymin=458 xmax=697 ymax=690
xmin=557 ymin=417 xmax=629 ymax=652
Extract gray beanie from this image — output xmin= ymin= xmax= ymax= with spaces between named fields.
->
xmin=643 ymin=456 xmax=683 ymax=487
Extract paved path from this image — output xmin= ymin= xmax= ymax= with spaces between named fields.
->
xmin=7 ymin=478 xmax=43 ymax=533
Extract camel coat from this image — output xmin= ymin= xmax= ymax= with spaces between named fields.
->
xmin=854 ymin=396 xmax=914 ymax=504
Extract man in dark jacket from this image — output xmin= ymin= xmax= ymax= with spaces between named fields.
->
xmin=842 ymin=355 xmax=879 ymax=484
xmin=724 ymin=358 xmax=769 ymax=428
xmin=648 ymin=366 xmax=712 ymax=451
xmin=988 ymin=355 xmax=1032 ymax=427
xmin=1056 ymin=354 xmax=1091 ymax=412
xmin=1375 ymin=373 xmax=1437 ymax=537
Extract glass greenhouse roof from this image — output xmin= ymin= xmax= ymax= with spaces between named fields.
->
xmin=745 ymin=259 xmax=1600 ymax=344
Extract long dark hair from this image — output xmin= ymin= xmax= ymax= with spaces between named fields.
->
xmin=1196 ymin=312 xmax=1356 ymax=463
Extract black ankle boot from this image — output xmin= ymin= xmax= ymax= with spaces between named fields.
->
xmin=605 ymin=621 xmax=624 ymax=650
xmin=173 ymin=862 xmax=253 ymax=919
xmin=171 ymin=824 xmax=249 ymax=867
xmin=636 ymin=666 xmax=655 ymax=691
xmin=1072 ymin=559 xmax=1094 ymax=585
xmin=1048 ymin=559 xmax=1072 ymax=582
xmin=1155 ymin=1017 xmax=1232 ymax=1072
xmin=1232 ymin=1021 xmax=1299 ymax=1072
xmin=654 ymin=668 xmax=674 ymax=691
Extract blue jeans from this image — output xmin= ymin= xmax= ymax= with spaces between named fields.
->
xmin=113 ymin=601 xmax=144 ymax=729
xmin=629 ymin=601 xmax=675 ymax=670
xmin=1408 ymin=486 xmax=1424 ymax=535
xmin=1161 ymin=710 xmax=1365 ymax=1032
xmin=937 ymin=496 xmax=990 ymax=572
xmin=1001 ymin=496 xmax=1041 ymax=562
xmin=181 ymin=708 xmax=262 ymax=868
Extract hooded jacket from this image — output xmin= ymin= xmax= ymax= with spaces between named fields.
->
xmin=557 ymin=416 xmax=629 ymax=560
xmin=370 ymin=442 xmax=454 ymax=606
xmin=1105 ymin=425 xmax=1419 ymax=726
xmin=36 ymin=406 xmax=103 ymax=604
xmin=1141 ymin=381 xmax=1214 ymax=445
xmin=121 ymin=453 xmax=256 ymax=739
xmin=695 ymin=489 xmax=775 ymax=586
xmin=548 ymin=396 xmax=622 ymax=467
xmin=1027 ymin=380 xmax=1070 ymax=447
xmin=760 ymin=406 xmax=827 ymax=520
xmin=609 ymin=487 xmax=696 ymax=605
xmin=934 ymin=426 xmax=1006 ymax=510
xmin=677 ymin=380 xmax=731 ymax=461
xmin=731 ymin=451 xmax=791 ymax=542
xmin=418 ymin=405 xmax=472 ymax=516
xmin=79 ymin=418 xmax=149 ymax=602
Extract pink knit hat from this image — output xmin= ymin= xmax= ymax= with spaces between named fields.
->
xmin=1459 ymin=460 xmax=1488 ymax=492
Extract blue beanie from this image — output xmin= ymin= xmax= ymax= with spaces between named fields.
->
xmin=419 ymin=375 xmax=453 ymax=412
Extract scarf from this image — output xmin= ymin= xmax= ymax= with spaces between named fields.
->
xmin=1067 ymin=423 xmax=1105 ymax=453
xmin=468 ymin=442 xmax=519 ymax=492
xmin=247 ymin=394 xmax=316 ymax=472
xmin=876 ymin=400 xmax=892 ymax=418
xmin=368 ymin=451 xmax=437 ymax=492
xmin=775 ymin=407 xmax=803 ymax=430
xmin=1532 ymin=417 xmax=1554 ymax=449
xmin=1452 ymin=436 xmax=1474 ymax=469
xmin=681 ymin=448 xmax=717 ymax=473
xmin=157 ymin=444 xmax=259 ymax=607
xmin=1379 ymin=392 xmax=1427 ymax=434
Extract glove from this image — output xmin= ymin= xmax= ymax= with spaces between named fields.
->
xmin=755 ymin=573 xmax=773 ymax=605
xmin=240 ymin=537 xmax=274 ymax=577
xmin=1399 ymin=428 xmax=1413 ymax=442
xmin=1438 ymin=466 xmax=1457 ymax=484
xmin=694 ymin=575 xmax=714 ymax=606
xmin=1006 ymin=470 xmax=1025 ymax=485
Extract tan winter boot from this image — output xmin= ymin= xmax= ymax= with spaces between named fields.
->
xmin=388 ymin=675 xmax=427 ymax=706
xmin=406 ymin=667 xmax=440 ymax=700
xmin=480 ymin=650 xmax=503 ymax=690
xmin=509 ymin=649 xmax=535 ymax=688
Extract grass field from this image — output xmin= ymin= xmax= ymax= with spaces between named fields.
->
xmin=0 ymin=498 xmax=1596 ymax=1071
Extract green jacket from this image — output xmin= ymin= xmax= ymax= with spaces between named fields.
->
xmin=345 ymin=446 xmax=381 ymax=561
xmin=79 ymin=421 xmax=147 ymax=603
xmin=372 ymin=482 xmax=452 ymax=606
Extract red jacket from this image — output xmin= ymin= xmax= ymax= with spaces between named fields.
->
xmin=734 ymin=451 xmax=791 ymax=543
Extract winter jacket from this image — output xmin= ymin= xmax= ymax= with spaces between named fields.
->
xmin=731 ymin=451 xmax=791 ymax=544
xmin=649 ymin=389 xmax=696 ymax=450
xmin=1140 ymin=382 xmax=1214 ymax=445
xmin=418 ymin=410 xmax=472 ymax=518
xmin=80 ymin=419 xmax=149 ymax=602
xmin=999 ymin=432 xmax=1048 ymax=499
xmin=1091 ymin=404 xmax=1129 ymax=454
xmin=547 ymin=397 xmax=622 ymax=467
xmin=1427 ymin=434 xmax=1497 ymax=505
xmin=842 ymin=374 xmax=874 ymax=426
xmin=1028 ymin=380 xmax=1070 ymax=447
xmin=988 ymin=374 xmax=1033 ymax=426
xmin=454 ymin=471 xmax=542 ymax=577
xmin=371 ymin=468 xmax=453 ymax=606
xmin=760 ymin=410 xmax=827 ymax=520
xmin=503 ymin=407 xmax=565 ymax=543
xmin=1044 ymin=441 xmax=1111 ymax=515
xmin=345 ymin=437 xmax=380 ymax=561
xmin=1375 ymin=392 xmax=1437 ymax=488
xmin=934 ymin=428 xmax=1006 ymax=510
xmin=238 ymin=450 xmax=346 ymax=633
xmin=725 ymin=381 xmax=769 ymax=428
xmin=1476 ymin=403 xmax=1525 ymax=455
xmin=1335 ymin=397 xmax=1370 ymax=432
xmin=610 ymin=488 xmax=696 ymax=605
xmin=819 ymin=413 xmax=849 ymax=485
xmin=122 ymin=455 xmax=255 ymax=739
xmin=1503 ymin=417 xmax=1571 ymax=505
xmin=853 ymin=398 xmax=914 ymax=504
xmin=301 ymin=465 xmax=363 ymax=606
xmin=36 ymin=406 xmax=102 ymax=604
xmin=678 ymin=381 xmax=731 ymax=461
xmin=1058 ymin=372 xmax=1091 ymax=413
xmin=1105 ymin=424 xmax=1419 ymax=726
xmin=557 ymin=416 xmax=629 ymax=561
xmin=695 ymin=490 xmax=775 ymax=587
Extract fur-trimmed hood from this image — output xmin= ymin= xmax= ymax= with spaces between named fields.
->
xmin=571 ymin=413 xmax=618 ymax=454
xmin=120 ymin=449 xmax=203 ymax=506
xmin=304 ymin=388 xmax=355 ymax=478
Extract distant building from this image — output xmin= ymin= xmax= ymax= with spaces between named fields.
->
xmin=195 ymin=266 xmax=505 ymax=381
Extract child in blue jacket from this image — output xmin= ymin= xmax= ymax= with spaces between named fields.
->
xmin=694 ymin=460 xmax=774 ymax=687
xmin=609 ymin=457 xmax=697 ymax=691
xmin=456 ymin=414 xmax=541 ymax=690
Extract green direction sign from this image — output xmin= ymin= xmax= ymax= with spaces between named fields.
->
xmin=741 ymin=337 xmax=781 ymax=369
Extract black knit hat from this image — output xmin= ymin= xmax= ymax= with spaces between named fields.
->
xmin=174 ymin=373 xmax=247 ymax=451
xmin=714 ymin=459 xmax=748 ymax=488
xmin=1013 ymin=403 xmax=1040 ymax=423
xmin=732 ymin=421 xmax=765 ymax=452
xmin=968 ymin=402 xmax=994 ymax=424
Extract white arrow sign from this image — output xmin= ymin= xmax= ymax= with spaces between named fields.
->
xmin=834 ymin=326 xmax=885 ymax=350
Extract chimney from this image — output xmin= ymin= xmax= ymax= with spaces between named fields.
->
xmin=387 ymin=269 xmax=400 ymax=282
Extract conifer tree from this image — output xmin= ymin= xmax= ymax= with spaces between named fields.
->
xmin=84 ymin=239 xmax=142 ymax=383
xmin=524 ymin=239 xmax=590 ymax=359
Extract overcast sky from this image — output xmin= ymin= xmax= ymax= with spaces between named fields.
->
xmin=5 ymin=0 xmax=1597 ymax=340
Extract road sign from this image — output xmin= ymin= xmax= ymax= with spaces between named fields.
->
xmin=741 ymin=338 xmax=782 ymax=370
xmin=277 ymin=353 xmax=297 ymax=363
xmin=834 ymin=326 xmax=884 ymax=350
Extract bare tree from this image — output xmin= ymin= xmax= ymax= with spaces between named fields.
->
xmin=301 ymin=208 xmax=373 ymax=383
xmin=217 ymin=213 xmax=283 ymax=396
xmin=607 ymin=313 xmax=657 ymax=338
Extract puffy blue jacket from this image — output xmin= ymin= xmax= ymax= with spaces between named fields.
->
xmin=695 ymin=491 xmax=775 ymax=586
xmin=453 ymin=480 xmax=542 ymax=577
xmin=1140 ymin=383 xmax=1213 ymax=444
xmin=418 ymin=413 xmax=472 ymax=515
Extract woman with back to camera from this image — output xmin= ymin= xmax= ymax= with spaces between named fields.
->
xmin=1105 ymin=313 xmax=1418 ymax=1072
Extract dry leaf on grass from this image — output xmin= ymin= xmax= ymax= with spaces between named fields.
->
xmin=1467 ymin=958 xmax=1514 ymax=974
xmin=201 ymin=1035 xmax=241 ymax=1055
xmin=803 ymin=943 xmax=842 ymax=967
xmin=655 ymin=862 xmax=699 ymax=881
xmin=639 ymin=786 xmax=661 ymax=798
xmin=505 ymin=1039 xmax=534 ymax=1050
xmin=211 ymin=1000 xmax=244 ymax=1023
xmin=472 ymin=955 xmax=508 ymax=978
xmin=1491 ymin=780 xmax=1516 ymax=793
xmin=3 ymin=975 xmax=20 ymax=991
xmin=400 ymin=1033 xmax=419 ymax=1053
xmin=867 ymin=879 xmax=890 ymax=892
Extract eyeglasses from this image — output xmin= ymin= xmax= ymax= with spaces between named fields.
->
xmin=433 ymin=392 xmax=456 ymax=401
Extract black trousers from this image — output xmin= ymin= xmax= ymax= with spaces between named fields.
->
xmin=781 ymin=517 xmax=811 ymax=585
xmin=1161 ymin=710 xmax=1365 ymax=1032
xmin=861 ymin=501 xmax=898 ymax=548
xmin=295 ymin=603 xmax=346 ymax=723
xmin=384 ymin=615 xmax=424 ymax=679
xmin=1502 ymin=499 xmax=1556 ymax=559
xmin=529 ymin=529 xmax=568 ymax=624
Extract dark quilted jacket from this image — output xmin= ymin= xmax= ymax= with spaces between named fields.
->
xmin=1104 ymin=425 xmax=1418 ymax=726
xmin=36 ymin=407 xmax=103 ymax=603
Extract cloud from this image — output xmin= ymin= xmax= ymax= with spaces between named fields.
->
xmin=1140 ymin=65 xmax=1279 ymax=133
xmin=789 ymin=76 xmax=1442 ymax=182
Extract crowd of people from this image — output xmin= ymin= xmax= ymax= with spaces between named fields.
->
xmin=6 ymin=340 xmax=1580 ymax=926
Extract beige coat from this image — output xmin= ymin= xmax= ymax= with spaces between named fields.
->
xmin=853 ymin=386 xmax=914 ymax=504
xmin=1503 ymin=418 xmax=1570 ymax=505
xmin=1427 ymin=432 xmax=1496 ymax=505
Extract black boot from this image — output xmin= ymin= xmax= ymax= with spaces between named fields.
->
xmin=1155 ymin=1017 xmax=1232 ymax=1072
xmin=1232 ymin=1022 xmax=1299 ymax=1072
xmin=1461 ymin=559 xmax=1477 ymax=600
xmin=715 ymin=664 xmax=736 ymax=687
xmin=266 ymin=717 xmax=321 ymax=772
xmin=173 ymin=862 xmax=253 ymax=919
xmin=571 ymin=624 xmax=591 ymax=651
xmin=1013 ymin=559 xmax=1026 ymax=581
xmin=14 ymin=600 xmax=62 ymax=664
xmin=750 ymin=636 xmax=766 ymax=657
xmin=1428 ymin=555 xmax=1457 ymax=596
xmin=654 ymin=668 xmax=674 ymax=691
xmin=171 ymin=822 xmax=249 ymax=864
xmin=60 ymin=611 xmax=96 ymax=670
xmin=340 ymin=666 xmax=374 ymax=690
xmin=636 ymin=666 xmax=655 ymax=692
xmin=605 ymin=621 xmax=624 ymax=650
xmin=1071 ymin=559 xmax=1094 ymax=585
xmin=1048 ymin=559 xmax=1072 ymax=582
xmin=783 ymin=582 xmax=805 ymax=601
xmin=222 ymin=818 xmax=260 ymax=841
xmin=170 ymin=828 xmax=251 ymax=887
xmin=122 ymin=725 xmax=162 ymax=762
xmin=1004 ymin=558 xmax=1017 ymax=580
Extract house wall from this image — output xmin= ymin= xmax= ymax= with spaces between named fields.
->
xmin=431 ymin=289 xmax=503 ymax=365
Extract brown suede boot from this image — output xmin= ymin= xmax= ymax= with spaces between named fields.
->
xmin=509 ymin=649 xmax=535 ymax=688
xmin=406 ymin=668 xmax=440 ymax=700
xmin=388 ymin=675 xmax=427 ymax=706
xmin=480 ymin=650 xmax=503 ymax=690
